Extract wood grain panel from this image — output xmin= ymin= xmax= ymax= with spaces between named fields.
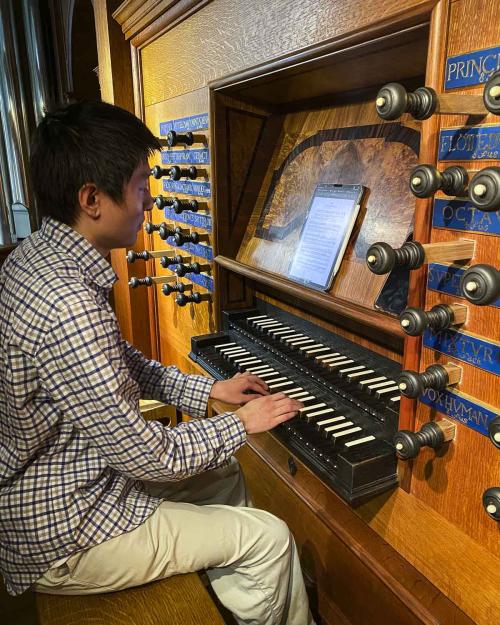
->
xmin=235 ymin=100 xmax=420 ymax=313
xmin=405 ymin=0 xmax=500 ymax=552
xmin=36 ymin=573 xmax=225 ymax=625
xmin=141 ymin=89 xmax=216 ymax=370
xmin=139 ymin=0 xmax=435 ymax=106
xmin=230 ymin=431 xmax=485 ymax=625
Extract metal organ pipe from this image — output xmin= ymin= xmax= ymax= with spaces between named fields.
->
xmin=0 ymin=0 xmax=48 ymax=246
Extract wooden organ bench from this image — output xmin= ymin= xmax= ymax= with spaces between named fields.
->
xmin=36 ymin=573 xmax=226 ymax=625
xmin=35 ymin=402 xmax=225 ymax=625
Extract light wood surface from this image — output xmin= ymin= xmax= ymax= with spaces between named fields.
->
xmin=36 ymin=573 xmax=225 ymax=625
xmin=138 ymin=0 xmax=434 ymax=106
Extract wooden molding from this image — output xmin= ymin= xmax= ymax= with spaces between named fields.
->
xmin=113 ymin=0 xmax=211 ymax=43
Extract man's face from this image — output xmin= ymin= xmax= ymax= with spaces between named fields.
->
xmin=100 ymin=161 xmax=153 ymax=250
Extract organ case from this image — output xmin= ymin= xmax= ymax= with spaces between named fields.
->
xmin=97 ymin=1 xmax=500 ymax=623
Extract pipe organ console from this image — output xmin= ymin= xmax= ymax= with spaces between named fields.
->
xmin=102 ymin=0 xmax=500 ymax=623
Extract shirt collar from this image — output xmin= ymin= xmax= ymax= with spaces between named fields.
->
xmin=39 ymin=217 xmax=117 ymax=290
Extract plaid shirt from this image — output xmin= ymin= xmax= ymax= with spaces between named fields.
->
xmin=0 ymin=217 xmax=246 ymax=595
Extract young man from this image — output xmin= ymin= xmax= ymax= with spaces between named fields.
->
xmin=0 ymin=101 xmax=314 ymax=625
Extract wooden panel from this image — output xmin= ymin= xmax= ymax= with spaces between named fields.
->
xmin=139 ymin=0 xmax=436 ymax=106
xmin=143 ymin=88 xmax=215 ymax=370
xmin=232 ymin=431 xmax=481 ymax=625
xmin=94 ymin=0 xmax=153 ymax=357
xmin=406 ymin=0 xmax=500 ymax=553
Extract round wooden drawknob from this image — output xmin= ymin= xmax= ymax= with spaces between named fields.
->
xmin=468 ymin=167 xmax=500 ymax=212
xmin=489 ymin=416 xmax=500 ymax=450
xmin=483 ymin=70 xmax=500 ymax=115
xmin=393 ymin=420 xmax=454 ymax=460
xmin=169 ymin=165 xmax=198 ymax=181
xmin=459 ymin=264 xmax=500 ymax=306
xmin=366 ymin=241 xmax=425 ymax=275
xmin=409 ymin=164 xmax=468 ymax=198
xmin=398 ymin=364 xmax=451 ymax=399
xmin=399 ymin=304 xmax=455 ymax=336
xmin=375 ymin=83 xmax=437 ymax=120
xmin=483 ymin=487 xmax=500 ymax=522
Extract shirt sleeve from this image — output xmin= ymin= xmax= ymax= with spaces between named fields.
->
xmin=121 ymin=339 xmax=214 ymax=418
xmin=34 ymin=298 xmax=246 ymax=482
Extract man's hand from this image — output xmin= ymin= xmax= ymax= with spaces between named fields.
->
xmin=234 ymin=392 xmax=303 ymax=434
xmin=209 ymin=372 xmax=269 ymax=405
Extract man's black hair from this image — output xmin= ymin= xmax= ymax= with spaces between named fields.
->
xmin=29 ymin=101 xmax=161 ymax=226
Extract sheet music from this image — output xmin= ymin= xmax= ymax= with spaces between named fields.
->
xmin=288 ymin=185 xmax=362 ymax=290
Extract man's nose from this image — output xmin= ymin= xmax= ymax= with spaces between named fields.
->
xmin=144 ymin=190 xmax=154 ymax=211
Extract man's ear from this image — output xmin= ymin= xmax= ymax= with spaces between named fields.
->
xmin=78 ymin=183 xmax=101 ymax=219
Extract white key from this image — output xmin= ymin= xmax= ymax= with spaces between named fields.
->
xmin=299 ymin=395 xmax=317 ymax=403
xmin=268 ymin=380 xmax=295 ymax=389
xmin=320 ymin=355 xmax=346 ymax=364
xmin=283 ymin=334 xmax=306 ymax=342
xmin=339 ymin=365 xmax=365 ymax=374
xmin=247 ymin=314 xmax=267 ymax=321
xmin=282 ymin=387 xmax=304 ymax=394
xmin=215 ymin=342 xmax=236 ymax=350
xmin=258 ymin=372 xmax=281 ymax=379
xmin=316 ymin=352 xmax=340 ymax=361
xmin=359 ymin=376 xmax=387 ymax=386
xmin=256 ymin=320 xmax=282 ymax=328
xmin=230 ymin=351 xmax=252 ymax=359
xmin=269 ymin=328 xmax=294 ymax=336
xmin=305 ymin=407 xmax=334 ymax=418
xmin=299 ymin=402 xmax=327 ymax=413
xmin=235 ymin=357 xmax=261 ymax=365
xmin=377 ymin=385 xmax=400 ymax=395
xmin=328 ymin=359 xmax=354 ymax=369
xmin=264 ymin=377 xmax=286 ymax=384
xmin=331 ymin=426 xmax=362 ymax=439
xmin=303 ymin=346 xmax=331 ymax=355
xmin=227 ymin=350 xmax=250 ymax=359
xmin=347 ymin=369 xmax=375 ymax=379
xmin=287 ymin=391 xmax=310 ymax=399
xmin=390 ymin=396 xmax=401 ymax=403
xmin=368 ymin=380 xmax=395 ymax=390
xmin=325 ymin=421 xmax=354 ymax=433
xmin=316 ymin=416 xmax=345 ymax=427
xmin=254 ymin=318 xmax=277 ymax=326
xmin=345 ymin=435 xmax=376 ymax=447
xmin=299 ymin=343 xmax=324 ymax=351
xmin=288 ymin=338 xmax=315 ymax=346
xmin=219 ymin=346 xmax=245 ymax=353
xmin=247 ymin=365 xmax=273 ymax=373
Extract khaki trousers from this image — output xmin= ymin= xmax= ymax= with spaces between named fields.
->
xmin=35 ymin=458 xmax=314 ymax=625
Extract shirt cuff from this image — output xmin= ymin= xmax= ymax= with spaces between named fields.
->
xmin=207 ymin=412 xmax=247 ymax=464
xmin=177 ymin=374 xmax=215 ymax=418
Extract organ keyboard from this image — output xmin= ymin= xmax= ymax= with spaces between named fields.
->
xmin=190 ymin=303 xmax=402 ymax=504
